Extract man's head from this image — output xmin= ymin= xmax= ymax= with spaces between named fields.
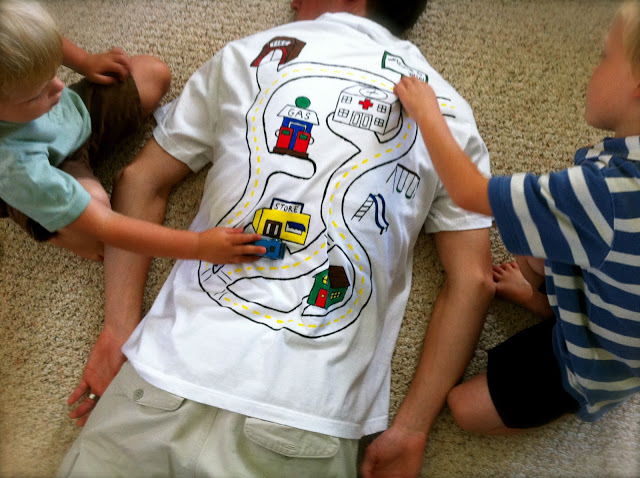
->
xmin=291 ymin=0 xmax=366 ymax=21
xmin=366 ymin=0 xmax=428 ymax=35
xmin=0 ymin=0 xmax=63 ymax=122
xmin=291 ymin=0 xmax=428 ymax=35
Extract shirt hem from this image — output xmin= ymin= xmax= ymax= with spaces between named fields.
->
xmin=128 ymin=358 xmax=387 ymax=439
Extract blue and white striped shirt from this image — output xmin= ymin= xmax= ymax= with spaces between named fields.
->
xmin=488 ymin=136 xmax=640 ymax=421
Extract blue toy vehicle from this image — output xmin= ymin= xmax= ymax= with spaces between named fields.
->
xmin=254 ymin=237 xmax=285 ymax=260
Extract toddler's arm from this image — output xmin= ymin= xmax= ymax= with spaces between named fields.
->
xmin=62 ymin=37 xmax=131 ymax=85
xmin=66 ymin=198 xmax=265 ymax=263
xmin=394 ymin=77 xmax=492 ymax=216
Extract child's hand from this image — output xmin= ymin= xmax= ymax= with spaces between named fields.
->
xmin=197 ymin=227 xmax=266 ymax=264
xmin=81 ymin=47 xmax=132 ymax=85
xmin=394 ymin=76 xmax=440 ymax=123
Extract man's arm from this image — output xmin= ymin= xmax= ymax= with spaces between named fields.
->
xmin=361 ymin=228 xmax=494 ymax=477
xmin=68 ymin=139 xmax=192 ymax=424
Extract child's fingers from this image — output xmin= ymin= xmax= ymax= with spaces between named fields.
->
xmin=230 ymin=232 xmax=262 ymax=244
xmin=92 ymin=74 xmax=119 ymax=85
xmin=245 ymin=245 xmax=267 ymax=256
xmin=120 ymin=56 xmax=133 ymax=73
xmin=231 ymin=243 xmax=266 ymax=256
xmin=394 ymin=78 xmax=413 ymax=99
xmin=109 ymin=46 xmax=127 ymax=56
xmin=230 ymin=253 xmax=263 ymax=263
xmin=111 ymin=52 xmax=132 ymax=73
xmin=105 ymin=61 xmax=130 ymax=81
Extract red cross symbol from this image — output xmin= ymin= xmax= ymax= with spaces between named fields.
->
xmin=359 ymin=98 xmax=374 ymax=110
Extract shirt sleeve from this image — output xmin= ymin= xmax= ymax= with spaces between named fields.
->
xmin=0 ymin=149 xmax=90 ymax=232
xmin=488 ymin=164 xmax=615 ymax=268
xmin=424 ymin=120 xmax=493 ymax=233
xmin=153 ymin=53 xmax=223 ymax=172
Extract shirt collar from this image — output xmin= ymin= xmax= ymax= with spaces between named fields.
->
xmin=315 ymin=12 xmax=397 ymax=43
xmin=575 ymin=136 xmax=640 ymax=164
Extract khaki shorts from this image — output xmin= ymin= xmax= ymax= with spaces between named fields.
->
xmin=57 ymin=362 xmax=359 ymax=478
xmin=0 ymin=76 xmax=145 ymax=241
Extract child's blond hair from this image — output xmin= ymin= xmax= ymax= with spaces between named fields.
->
xmin=618 ymin=1 xmax=640 ymax=75
xmin=0 ymin=0 xmax=62 ymax=100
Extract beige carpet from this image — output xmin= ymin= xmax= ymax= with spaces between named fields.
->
xmin=1 ymin=0 xmax=638 ymax=476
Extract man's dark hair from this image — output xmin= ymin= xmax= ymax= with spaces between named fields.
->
xmin=367 ymin=0 xmax=428 ymax=35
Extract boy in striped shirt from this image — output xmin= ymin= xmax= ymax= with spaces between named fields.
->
xmin=394 ymin=0 xmax=640 ymax=433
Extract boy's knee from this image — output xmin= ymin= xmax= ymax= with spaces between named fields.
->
xmin=447 ymin=386 xmax=474 ymax=431
xmin=146 ymin=56 xmax=171 ymax=93
xmin=83 ymin=184 xmax=111 ymax=209
xmin=93 ymin=187 xmax=111 ymax=209
xmin=130 ymin=55 xmax=171 ymax=113
xmin=79 ymin=180 xmax=111 ymax=209
xmin=447 ymin=384 xmax=487 ymax=434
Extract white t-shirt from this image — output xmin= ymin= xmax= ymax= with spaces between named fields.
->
xmin=123 ymin=12 xmax=491 ymax=439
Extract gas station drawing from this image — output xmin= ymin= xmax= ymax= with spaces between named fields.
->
xmin=273 ymin=96 xmax=319 ymax=159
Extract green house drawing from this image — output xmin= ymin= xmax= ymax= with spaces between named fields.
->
xmin=307 ymin=265 xmax=350 ymax=309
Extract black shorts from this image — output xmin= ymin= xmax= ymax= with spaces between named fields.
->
xmin=487 ymin=319 xmax=579 ymax=428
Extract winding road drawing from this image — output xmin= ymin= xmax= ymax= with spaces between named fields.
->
xmin=198 ymin=38 xmax=419 ymax=338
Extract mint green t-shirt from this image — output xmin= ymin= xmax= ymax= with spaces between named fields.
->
xmin=0 ymin=88 xmax=92 ymax=232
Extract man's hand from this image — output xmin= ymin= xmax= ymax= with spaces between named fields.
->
xmin=67 ymin=326 xmax=128 ymax=426
xmin=197 ymin=227 xmax=266 ymax=264
xmin=361 ymin=426 xmax=427 ymax=478
xmin=80 ymin=47 xmax=132 ymax=84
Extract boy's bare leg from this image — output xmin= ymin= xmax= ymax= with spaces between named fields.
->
xmin=48 ymin=56 xmax=169 ymax=261
xmin=128 ymin=55 xmax=171 ymax=115
xmin=49 ymin=161 xmax=109 ymax=261
xmin=492 ymin=258 xmax=552 ymax=318
xmin=447 ymin=374 xmax=521 ymax=436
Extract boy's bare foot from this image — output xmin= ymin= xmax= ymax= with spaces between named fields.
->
xmin=492 ymin=262 xmax=553 ymax=317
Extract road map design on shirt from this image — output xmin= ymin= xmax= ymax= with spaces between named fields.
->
xmin=198 ymin=37 xmax=421 ymax=338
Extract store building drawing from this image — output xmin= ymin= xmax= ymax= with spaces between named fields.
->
xmin=252 ymin=198 xmax=311 ymax=245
